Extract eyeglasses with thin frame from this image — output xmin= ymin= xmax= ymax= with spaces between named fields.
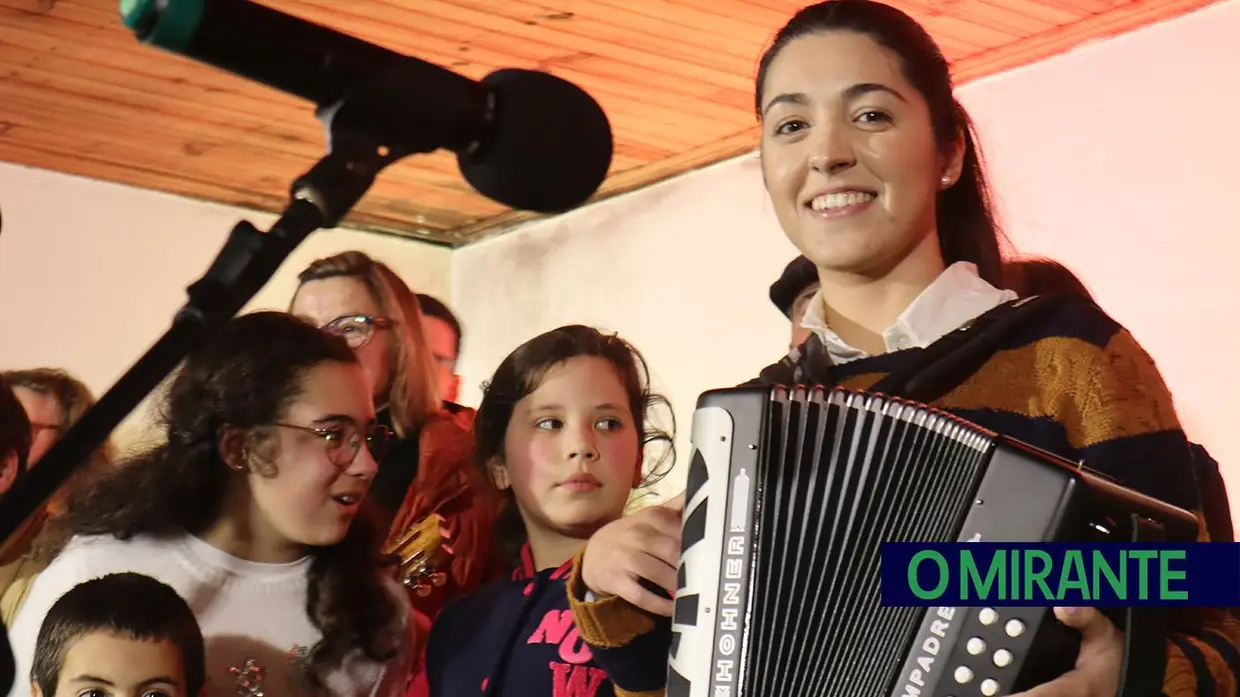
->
xmin=267 ymin=421 xmax=393 ymax=467
xmin=321 ymin=315 xmax=395 ymax=349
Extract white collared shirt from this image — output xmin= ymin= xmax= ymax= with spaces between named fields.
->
xmin=800 ymin=261 xmax=1018 ymax=365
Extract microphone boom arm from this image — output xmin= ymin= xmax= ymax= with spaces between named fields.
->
xmin=0 ymin=98 xmax=404 ymax=560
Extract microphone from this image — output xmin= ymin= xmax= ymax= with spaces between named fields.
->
xmin=118 ymin=0 xmax=613 ymax=213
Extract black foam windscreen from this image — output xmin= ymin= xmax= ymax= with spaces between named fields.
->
xmin=460 ymin=69 xmax=613 ymax=214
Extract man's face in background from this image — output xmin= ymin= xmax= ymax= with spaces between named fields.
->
xmin=421 ymin=315 xmax=461 ymax=403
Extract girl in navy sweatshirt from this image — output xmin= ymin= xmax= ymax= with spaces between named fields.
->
xmin=422 ymin=325 xmax=681 ymax=697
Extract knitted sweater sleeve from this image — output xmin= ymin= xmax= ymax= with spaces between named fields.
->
xmin=564 ymin=551 xmax=672 ymax=697
xmin=1053 ymin=326 xmax=1239 ymax=697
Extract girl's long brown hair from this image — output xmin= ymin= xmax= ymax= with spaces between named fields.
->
xmin=472 ymin=325 xmax=676 ymax=569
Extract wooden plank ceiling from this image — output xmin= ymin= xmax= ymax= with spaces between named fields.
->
xmin=0 ymin=0 xmax=1220 ymax=246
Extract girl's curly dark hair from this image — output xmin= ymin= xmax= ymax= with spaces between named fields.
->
xmin=56 ymin=311 xmax=403 ymax=688
xmin=473 ymin=324 xmax=675 ymax=570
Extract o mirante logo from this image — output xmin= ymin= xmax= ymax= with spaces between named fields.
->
xmin=880 ymin=543 xmax=1239 ymax=607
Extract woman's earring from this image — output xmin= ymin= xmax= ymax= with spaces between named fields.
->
xmin=940 ymin=174 xmax=952 ymax=187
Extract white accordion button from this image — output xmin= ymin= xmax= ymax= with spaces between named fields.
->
xmin=954 ymin=667 xmax=974 ymax=684
xmin=993 ymin=649 xmax=1013 ymax=667
xmin=1005 ymin=619 xmax=1026 ymax=637
xmin=966 ymin=637 xmax=986 ymax=655
xmin=978 ymin=608 xmax=998 ymax=625
xmin=981 ymin=678 xmax=1000 ymax=696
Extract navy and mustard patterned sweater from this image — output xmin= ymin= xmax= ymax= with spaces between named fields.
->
xmin=425 ymin=543 xmax=671 ymax=697
xmin=748 ymin=293 xmax=1240 ymax=697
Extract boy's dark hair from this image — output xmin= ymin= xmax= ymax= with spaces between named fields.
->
xmin=0 ymin=376 xmax=32 ymax=477
xmin=474 ymin=325 xmax=675 ymax=569
xmin=32 ymin=573 xmax=205 ymax=697
xmin=416 ymin=294 xmax=463 ymax=355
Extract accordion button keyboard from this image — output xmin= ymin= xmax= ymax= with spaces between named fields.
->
xmin=1004 ymin=619 xmax=1026 ymax=637
xmin=966 ymin=637 xmax=986 ymax=655
xmin=980 ymin=678 xmax=1000 ymax=696
xmin=954 ymin=667 xmax=974 ymax=684
xmin=993 ymin=649 xmax=1013 ymax=667
xmin=978 ymin=608 xmax=999 ymax=625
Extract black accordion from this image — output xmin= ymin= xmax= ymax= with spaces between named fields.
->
xmin=666 ymin=385 xmax=1198 ymax=697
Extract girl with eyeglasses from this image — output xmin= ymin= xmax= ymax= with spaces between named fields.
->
xmin=290 ymin=252 xmax=498 ymax=631
xmin=5 ymin=311 xmax=414 ymax=697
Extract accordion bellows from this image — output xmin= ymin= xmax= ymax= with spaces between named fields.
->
xmin=666 ymin=385 xmax=1196 ymax=697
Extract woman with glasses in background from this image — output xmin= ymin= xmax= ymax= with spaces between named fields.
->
xmin=290 ymin=251 xmax=498 ymax=643
xmin=0 ymin=368 xmax=115 ymax=626
xmin=3 ymin=368 xmax=109 ymax=468
xmin=5 ymin=311 xmax=414 ymax=697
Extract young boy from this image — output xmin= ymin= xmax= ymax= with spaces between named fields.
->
xmin=29 ymin=573 xmax=204 ymax=697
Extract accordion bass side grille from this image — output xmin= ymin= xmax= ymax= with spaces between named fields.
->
xmin=668 ymin=386 xmax=994 ymax=697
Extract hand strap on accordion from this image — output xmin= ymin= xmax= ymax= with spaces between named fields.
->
xmin=1116 ymin=512 xmax=1169 ymax=697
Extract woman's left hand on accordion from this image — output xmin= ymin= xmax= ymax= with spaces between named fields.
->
xmin=579 ymin=492 xmax=685 ymax=617
xmin=1009 ymin=607 xmax=1122 ymax=697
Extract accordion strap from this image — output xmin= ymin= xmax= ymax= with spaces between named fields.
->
xmin=1117 ymin=513 xmax=1169 ymax=697
xmin=868 ymin=294 xmax=1071 ymax=403
xmin=748 ymin=294 xmax=1072 ymax=393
